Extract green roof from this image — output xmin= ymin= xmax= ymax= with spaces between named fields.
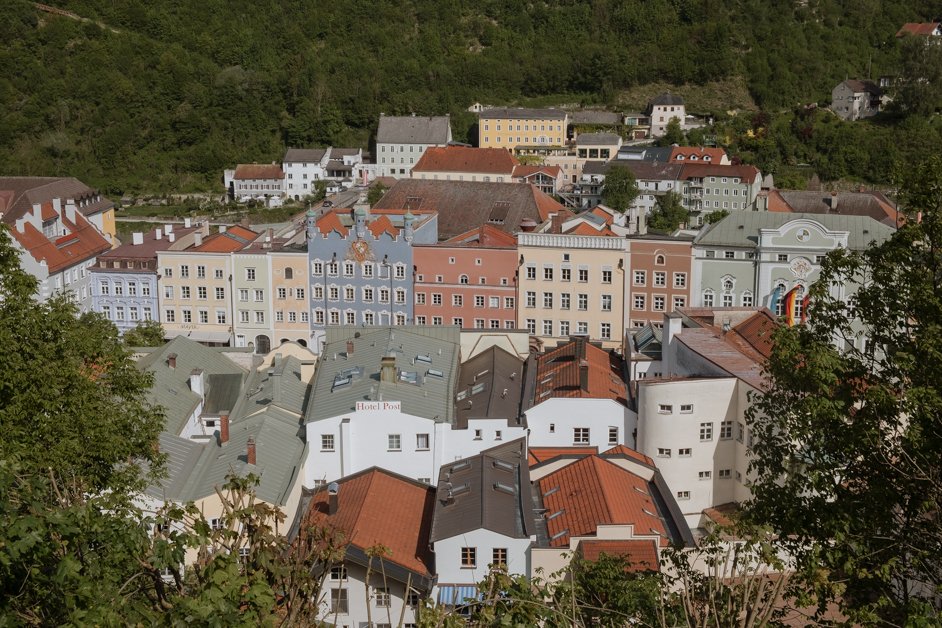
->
xmin=306 ymin=326 xmax=460 ymax=424
xmin=693 ymin=212 xmax=896 ymax=250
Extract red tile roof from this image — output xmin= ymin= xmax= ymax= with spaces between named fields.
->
xmin=669 ymin=146 xmax=728 ymax=163
xmin=765 ymin=189 xmax=901 ymax=227
xmin=533 ymin=338 xmax=627 ymax=405
xmin=897 ymin=22 xmax=941 ymax=36
xmin=413 ymin=146 xmax=519 ymax=175
xmin=534 ymin=188 xmax=567 ymax=222
xmin=679 ymin=163 xmax=760 ymax=181
xmin=367 ymin=214 xmax=398 ymax=238
xmin=10 ymin=203 xmax=110 ymax=273
xmin=528 ymin=446 xmax=598 ymax=467
xmin=601 ymin=445 xmax=655 ymax=467
xmin=577 ymin=539 xmax=659 ymax=572
xmin=304 ymin=468 xmax=435 ymax=577
xmin=564 ymin=221 xmax=617 ymax=237
xmin=192 ymin=227 xmax=259 ymax=253
xmin=538 ymin=455 xmax=669 ymax=547
xmin=233 ymin=164 xmax=284 ymax=180
xmin=443 ymin=223 xmax=517 ymax=248
xmin=314 ymin=211 xmax=349 ymax=237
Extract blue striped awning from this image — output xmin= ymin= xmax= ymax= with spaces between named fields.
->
xmin=437 ymin=585 xmax=480 ymax=605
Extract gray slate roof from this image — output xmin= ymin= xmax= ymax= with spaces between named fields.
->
xmin=649 ymin=93 xmax=684 ymax=107
xmin=576 ymin=132 xmax=621 ymax=146
xmin=430 ymin=438 xmax=534 ymax=542
xmin=569 ymin=110 xmax=623 ymax=125
xmin=693 ymin=212 xmax=896 ymax=250
xmin=306 ymin=326 xmax=460 ymax=424
xmin=455 ymin=346 xmax=526 ymax=428
xmin=479 ymin=107 xmax=567 ymax=121
xmin=377 ymin=115 xmax=451 ymax=145
xmin=283 ymin=148 xmax=328 ymax=163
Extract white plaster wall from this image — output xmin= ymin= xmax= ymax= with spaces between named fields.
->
xmin=525 ymin=398 xmax=637 ymax=450
xmin=320 ymin=561 xmax=421 ymax=628
xmin=434 ymin=530 xmax=531 ymax=586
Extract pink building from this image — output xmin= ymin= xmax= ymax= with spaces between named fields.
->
xmin=626 ymin=236 xmax=693 ymax=328
xmin=413 ymin=225 xmax=518 ymax=329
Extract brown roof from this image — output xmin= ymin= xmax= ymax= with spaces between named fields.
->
xmin=98 ymin=226 xmax=202 ymax=260
xmin=455 ymin=346 xmax=525 ymax=427
xmin=669 ymin=147 xmax=728 ymax=163
xmin=367 ymin=214 xmax=398 ymax=238
xmin=597 ymin=160 xmax=685 ymax=182
xmin=564 ymin=221 xmax=617 ymax=237
xmin=413 ymin=146 xmax=519 ymax=175
xmin=678 ymin=163 xmax=761 ymax=181
xmin=0 ymin=176 xmax=113 ymax=221
xmin=528 ymin=446 xmax=598 ymax=467
xmin=841 ymin=79 xmax=882 ymax=96
xmin=442 ymin=223 xmax=517 ymax=248
xmin=766 ymin=189 xmax=900 ymax=227
xmin=233 ymin=164 xmax=284 ymax=180
xmin=577 ymin=539 xmax=660 ymax=572
xmin=304 ymin=467 xmax=435 ymax=578
xmin=373 ymin=179 xmax=564 ymax=239
xmin=896 ymin=22 xmax=941 ymax=36
xmin=430 ymin=439 xmax=534 ymax=542
xmin=601 ymin=444 xmax=655 ymax=467
xmin=513 ymin=165 xmax=562 ymax=179
xmin=9 ymin=203 xmax=111 ymax=273
xmin=531 ymin=337 xmax=627 ymax=406
xmin=192 ymin=226 xmax=259 ymax=253
xmin=538 ymin=455 xmax=669 ymax=548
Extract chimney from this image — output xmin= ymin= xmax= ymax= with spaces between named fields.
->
xmin=346 ymin=340 xmax=355 ymax=357
xmin=155 ymin=228 xmax=163 ymax=240
xmin=194 ymin=232 xmax=203 ymax=247
xmin=189 ymin=368 xmax=205 ymax=398
xmin=201 ymin=221 xmax=210 ymax=236
xmin=132 ymin=232 xmax=144 ymax=245
xmin=64 ymin=199 xmax=77 ymax=223
xmin=219 ymin=225 xmax=227 ymax=233
xmin=246 ymin=436 xmax=257 ymax=465
xmin=167 ymin=353 xmax=177 ymax=369
xmin=579 ymin=359 xmax=589 ymax=392
xmin=184 ymin=217 xmax=192 ymax=228
xmin=168 ymin=232 xmax=176 ymax=243
xmin=52 ymin=198 xmax=61 ymax=212
xmin=165 ymin=224 xmax=173 ymax=233
xmin=220 ymin=414 xmax=230 ymax=444
xmin=551 ymin=212 xmax=565 ymax=234
xmin=328 ymin=482 xmax=340 ymax=515
xmin=828 ymin=192 xmax=839 ymax=212
xmin=520 ymin=218 xmax=537 ymax=232
xmin=271 ymin=354 xmax=283 ymax=403
xmin=380 ymin=355 xmax=397 ymax=383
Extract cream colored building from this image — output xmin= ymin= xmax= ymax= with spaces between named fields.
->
xmin=478 ymin=108 xmax=568 ymax=153
xmin=270 ymin=248 xmax=311 ymax=348
xmin=158 ymin=248 xmax=234 ymax=345
xmin=516 ymin=230 xmax=628 ymax=349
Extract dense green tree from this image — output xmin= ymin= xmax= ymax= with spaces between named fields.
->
xmin=745 ymin=157 xmax=942 ymax=624
xmin=703 ymin=209 xmax=729 ymax=224
xmin=367 ymin=181 xmax=389 ymax=206
xmin=123 ymin=319 xmax=166 ymax=347
xmin=602 ymin=165 xmax=640 ymax=214
xmin=660 ymin=118 xmax=685 ymax=146
xmin=895 ymin=35 xmax=942 ymax=116
xmin=648 ymin=192 xmax=688 ymax=231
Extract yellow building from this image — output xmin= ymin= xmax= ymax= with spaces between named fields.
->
xmin=516 ymin=222 xmax=628 ymax=350
xmin=478 ymin=108 xmax=568 ymax=153
xmin=270 ymin=248 xmax=311 ymax=347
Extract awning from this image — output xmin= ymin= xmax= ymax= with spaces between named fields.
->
xmin=437 ymin=585 xmax=480 ymax=605
xmin=163 ymin=329 xmax=232 ymax=344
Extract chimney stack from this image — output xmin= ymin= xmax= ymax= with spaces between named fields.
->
xmin=246 ymin=436 xmax=256 ymax=465
xmin=346 ymin=340 xmax=355 ymax=357
xmin=220 ymin=414 xmax=230 ymax=444
xmin=194 ymin=232 xmax=203 ymax=247
xmin=579 ymin=358 xmax=589 ymax=392
xmin=380 ymin=355 xmax=397 ymax=383
xmin=327 ymin=482 xmax=340 ymax=515
xmin=551 ymin=212 xmax=565 ymax=234
xmin=828 ymin=192 xmax=839 ymax=212
xmin=184 ymin=217 xmax=192 ymax=228
xmin=167 ymin=353 xmax=177 ymax=369
xmin=155 ymin=228 xmax=162 ymax=240
xmin=520 ymin=218 xmax=537 ymax=232
xmin=132 ymin=232 xmax=144 ymax=246
xmin=64 ymin=199 xmax=77 ymax=223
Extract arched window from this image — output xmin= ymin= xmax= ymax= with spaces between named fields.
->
xmin=655 ymin=254 xmax=666 ymax=266
xmin=284 ymin=268 xmax=293 ymax=280
xmin=459 ymin=274 xmax=469 ymax=284
xmin=254 ymin=335 xmax=271 ymax=355
xmin=722 ymin=278 xmax=734 ymax=291
xmin=702 ymin=289 xmax=715 ymax=307
xmin=741 ymin=291 xmax=754 ymax=307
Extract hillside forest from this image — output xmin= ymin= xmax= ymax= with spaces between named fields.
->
xmin=1 ymin=0 xmax=942 ymax=193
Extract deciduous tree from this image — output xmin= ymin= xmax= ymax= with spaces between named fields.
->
xmin=602 ymin=164 xmax=639 ymax=214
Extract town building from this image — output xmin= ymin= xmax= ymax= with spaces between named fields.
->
xmin=305 ymin=201 xmax=437 ymax=351
xmin=269 ymin=244 xmax=312 ymax=347
xmin=511 ymin=164 xmax=564 ymax=195
xmin=622 ymin=112 xmax=652 ymax=139
xmin=372 ymin=178 xmax=565 ymax=240
xmin=761 ymin=189 xmax=901 ymax=227
xmin=690 ymin=212 xmax=896 ymax=325
xmin=522 ymin=337 xmax=635 ymax=451
xmin=224 ymin=164 xmax=285 ymax=205
xmin=478 ymin=108 xmax=568 ymax=153
xmin=831 ymin=79 xmax=883 ymax=121
xmin=302 ymin=468 xmax=435 ymax=627
xmin=412 ymin=224 xmax=518 ymax=329
xmin=411 ymin=145 xmax=519 ymax=182
xmin=516 ymin=220 xmax=628 ymax=348
xmin=669 ymin=146 xmax=730 ymax=164
xmin=376 ymin=114 xmax=453 ymax=178
xmin=302 ymin=326 xmax=527 ymax=488
xmin=677 ymin=163 xmax=762 ymax=220
xmin=574 ymin=132 xmax=622 ymax=161
xmin=430 ymin=439 xmax=536 ymax=606
xmin=626 ymin=234 xmax=694 ymax=329
xmin=0 ymin=190 xmax=110 ymax=309
xmin=91 ymin=224 xmax=200 ymax=334
xmin=635 ymin=308 xmax=774 ymax=526
xmin=647 ymin=93 xmax=686 ymax=137
xmin=896 ymin=22 xmax=942 ymax=37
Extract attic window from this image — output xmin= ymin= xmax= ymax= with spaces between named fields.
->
xmin=415 ymin=354 xmax=433 ymax=365
xmin=493 ymin=482 xmax=516 ymax=495
xmin=450 ymin=482 xmax=471 ymax=497
xmin=399 ymin=371 xmax=419 ymax=385
xmin=492 ymin=460 xmax=514 ymax=472
xmin=550 ymin=529 xmax=569 ymax=541
xmin=547 ymin=509 xmax=565 ymax=521
xmin=642 ymin=508 xmax=657 ymax=516
xmin=427 ymin=368 xmax=444 ymax=379
xmin=456 ymin=390 xmax=468 ymax=401
xmin=471 ymin=383 xmax=486 ymax=395
xmin=331 ymin=375 xmax=352 ymax=390
xmin=633 ymin=486 xmax=649 ymax=495
xmin=450 ymin=461 xmax=471 ymax=473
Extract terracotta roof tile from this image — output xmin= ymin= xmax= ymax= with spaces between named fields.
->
xmin=10 ymin=207 xmax=110 ymax=273
xmin=192 ymin=228 xmax=259 ymax=253
xmin=533 ymin=338 xmax=627 ymax=405
xmin=564 ymin=221 xmax=617 ymax=237
xmin=538 ymin=456 xmax=669 ymax=548
xmin=367 ymin=214 xmax=399 ymax=238
xmin=765 ymin=189 xmax=900 ymax=227
xmin=528 ymin=446 xmax=598 ymax=467
xmin=669 ymin=147 xmax=728 ymax=163
xmin=897 ymin=22 xmax=941 ymax=36
xmin=443 ymin=223 xmax=517 ymax=248
xmin=601 ymin=445 xmax=655 ymax=467
xmin=233 ymin=164 xmax=284 ymax=180
xmin=304 ymin=468 xmax=435 ymax=577
xmin=577 ymin=539 xmax=659 ymax=572
xmin=314 ymin=211 xmax=349 ymax=237
xmin=413 ymin=146 xmax=519 ymax=175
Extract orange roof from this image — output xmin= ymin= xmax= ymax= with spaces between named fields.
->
xmin=535 ymin=191 xmax=568 ymax=222
xmin=577 ymin=539 xmax=659 ymax=572
xmin=413 ymin=146 xmax=519 ymax=175
xmin=897 ymin=22 xmax=941 ymax=36
xmin=314 ymin=211 xmax=349 ymax=237
xmin=538 ymin=456 xmax=669 ymax=547
xmin=534 ymin=337 xmax=627 ymax=405
xmin=192 ymin=228 xmax=259 ymax=253
xmin=528 ymin=446 xmax=598 ymax=467
xmin=10 ymin=205 xmax=110 ymax=273
xmin=233 ymin=164 xmax=284 ymax=180
xmin=765 ymin=189 xmax=901 ymax=227
xmin=669 ymin=146 xmax=728 ymax=163
xmin=227 ymin=225 xmax=260 ymax=240
xmin=589 ymin=207 xmax=615 ymax=224
xmin=367 ymin=214 xmax=399 ymax=238
xmin=602 ymin=444 xmax=655 ymax=467
xmin=564 ymin=221 xmax=617 ymax=237
xmin=513 ymin=164 xmax=562 ymax=179
xmin=443 ymin=223 xmax=517 ymax=248
xmin=304 ymin=468 xmax=435 ymax=577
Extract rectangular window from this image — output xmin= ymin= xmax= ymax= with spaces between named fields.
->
xmin=654 ymin=271 xmax=666 ymax=287
xmin=573 ymin=427 xmax=590 ymax=445
xmin=197 ymin=265 xmax=206 ymax=279
xmin=321 ymin=434 xmax=335 ymax=451
xmin=198 ymin=286 xmax=207 ymax=300
xmin=416 ymin=433 xmax=430 ymax=450
xmin=633 ymin=270 xmax=646 ymax=286
xmin=215 ymin=287 xmax=225 ymax=300
xmin=699 ymin=471 xmax=712 ymax=480
xmin=181 ymin=286 xmax=191 ymax=299
xmin=374 ymin=587 xmax=391 ymax=608
xmin=526 ymin=319 xmax=536 ymax=334
xmin=216 ymin=311 xmax=226 ymax=324
xmin=142 ymin=284 xmax=151 ymax=297
xmin=164 ymin=309 xmax=175 ymax=322
xmin=718 ymin=469 xmax=732 ymax=479
xmin=601 ymin=295 xmax=612 ymax=311
xmin=578 ymin=268 xmax=588 ymax=282
xmin=246 ymin=268 xmax=256 ymax=281
xmin=559 ymin=320 xmax=570 ymax=336
xmin=526 ymin=291 xmax=536 ymax=308
xmin=633 ymin=295 xmax=646 ymax=310
xmin=677 ymin=491 xmax=690 ymax=500
xmin=452 ymin=294 xmax=463 ymax=307
xmin=679 ymin=448 xmax=692 ymax=457
xmin=182 ymin=309 xmax=192 ymax=323
xmin=737 ymin=422 xmax=745 ymax=443
xmin=525 ymin=266 xmax=536 ymax=280
xmin=388 ymin=434 xmax=401 ymax=451
xmin=432 ymin=293 xmax=442 ymax=306
xmin=330 ymin=589 xmax=348 ymax=614
xmin=198 ymin=310 xmax=208 ymax=324
xmin=658 ymin=404 xmax=673 ymax=414
xmin=601 ymin=269 xmax=612 ymax=284
xmin=277 ymin=287 xmax=287 ymax=300
xmin=657 ymin=448 xmax=671 ymax=457
xmin=180 ymin=265 xmax=189 ymax=278
xmin=492 ymin=548 xmax=508 ymax=567
xmin=608 ymin=427 xmax=618 ymax=445
xmin=673 ymin=296 xmax=687 ymax=310
xmin=504 ymin=297 xmax=514 ymax=309
xmin=700 ymin=422 xmax=714 ymax=441
xmin=489 ymin=296 xmax=500 ymax=308
xmin=330 ymin=565 xmax=347 ymax=580
xmin=461 ymin=547 xmax=477 ymax=568
xmin=239 ymin=289 xmax=249 ymax=302
xmin=542 ymin=319 xmax=553 ymax=335
xmin=542 ymin=292 xmax=553 ymax=309
xmin=653 ymin=295 xmax=665 ymax=311
xmin=561 ymin=267 xmax=571 ymax=282
xmin=674 ymin=273 xmax=687 ymax=288
xmin=578 ymin=294 xmax=588 ymax=310
xmin=720 ymin=421 xmax=733 ymax=440
xmin=680 ymin=404 xmax=693 ymax=413
xmin=254 ymin=289 xmax=264 ymax=302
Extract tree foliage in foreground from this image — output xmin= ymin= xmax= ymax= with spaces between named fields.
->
xmin=746 ymin=157 xmax=942 ymax=625
xmin=602 ymin=164 xmax=640 ymax=214
xmin=648 ymin=191 xmax=689 ymax=232
xmin=123 ymin=318 xmax=167 ymax=347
